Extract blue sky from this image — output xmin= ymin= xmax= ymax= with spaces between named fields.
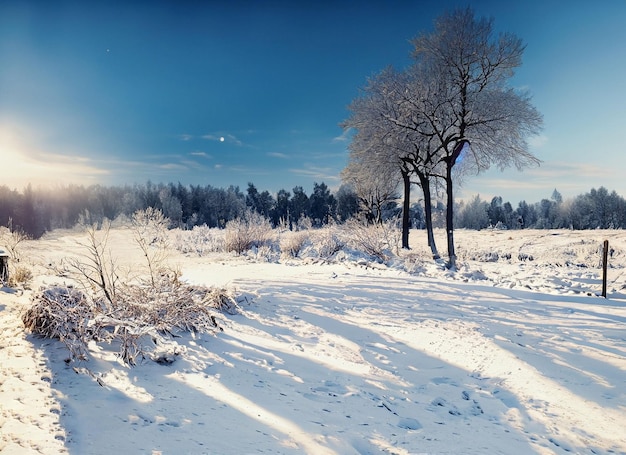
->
xmin=1 ymin=1 xmax=625 ymax=205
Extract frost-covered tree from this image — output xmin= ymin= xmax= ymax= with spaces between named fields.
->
xmin=569 ymin=187 xmax=626 ymax=229
xmin=341 ymin=156 xmax=400 ymax=226
xmin=409 ymin=7 xmax=543 ymax=267
xmin=159 ymin=186 xmax=183 ymax=227
xmin=516 ymin=200 xmax=536 ymax=228
xmin=456 ymin=195 xmax=489 ymax=230
xmin=487 ymin=196 xmax=505 ymax=227
xmin=551 ymin=188 xmax=563 ymax=205
xmin=341 ymin=67 xmax=440 ymax=253
xmin=502 ymin=201 xmax=515 ymax=229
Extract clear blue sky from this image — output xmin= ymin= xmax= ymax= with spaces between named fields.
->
xmin=1 ymin=1 xmax=625 ymax=205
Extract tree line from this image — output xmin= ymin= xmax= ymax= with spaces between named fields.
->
xmin=456 ymin=188 xmax=626 ymax=231
xmin=0 ymin=181 xmax=358 ymax=239
xmin=1 ymin=180 xmax=624 ymax=241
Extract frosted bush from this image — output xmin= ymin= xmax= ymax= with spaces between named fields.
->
xmin=224 ymin=211 xmax=273 ymax=254
xmin=313 ymin=226 xmax=344 ymax=259
xmin=341 ymin=219 xmax=399 ymax=262
xmin=23 ymin=279 xmax=236 ymax=367
xmin=399 ymin=250 xmax=430 ymax=274
xmin=280 ymin=231 xmax=309 ymax=258
xmin=174 ymin=225 xmax=224 ymax=256
xmin=8 ymin=265 xmax=33 ymax=288
xmin=0 ymin=219 xmax=28 ymax=261
xmin=132 ymin=208 xmax=170 ymax=287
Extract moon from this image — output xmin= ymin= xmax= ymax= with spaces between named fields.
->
xmin=219 ymin=137 xmax=224 ymax=142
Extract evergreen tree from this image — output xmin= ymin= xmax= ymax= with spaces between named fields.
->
xmin=309 ymin=182 xmax=336 ymax=226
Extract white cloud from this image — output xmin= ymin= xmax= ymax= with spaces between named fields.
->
xmin=332 ymin=128 xmax=353 ymax=143
xmin=224 ymin=134 xmax=243 ymax=146
xmin=267 ymin=152 xmax=289 ymax=159
xmin=288 ymin=166 xmax=340 ymax=182
xmin=158 ymin=163 xmax=188 ymax=171
xmin=528 ymin=161 xmax=609 ymax=179
xmin=190 ymin=151 xmax=211 ymax=158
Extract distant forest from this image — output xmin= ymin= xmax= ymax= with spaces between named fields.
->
xmin=0 ymin=182 xmax=624 ymax=239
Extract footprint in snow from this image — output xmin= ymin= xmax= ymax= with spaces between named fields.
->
xmin=430 ymin=397 xmax=462 ymax=416
xmin=398 ymin=417 xmax=422 ymax=430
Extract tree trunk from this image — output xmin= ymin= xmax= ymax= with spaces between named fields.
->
xmin=401 ymin=170 xmax=410 ymax=249
xmin=417 ymin=173 xmax=439 ymax=259
xmin=445 ymin=163 xmax=456 ymax=269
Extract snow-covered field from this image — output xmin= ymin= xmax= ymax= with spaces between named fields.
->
xmin=1 ymin=227 xmax=625 ymax=455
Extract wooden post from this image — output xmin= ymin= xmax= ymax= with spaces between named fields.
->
xmin=602 ymin=239 xmax=609 ymax=298
xmin=0 ymin=253 xmax=8 ymax=284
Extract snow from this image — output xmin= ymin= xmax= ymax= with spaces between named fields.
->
xmin=1 ymin=227 xmax=625 ymax=455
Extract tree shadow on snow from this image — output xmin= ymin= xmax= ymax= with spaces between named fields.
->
xmin=231 ymin=274 xmax=625 ymax=455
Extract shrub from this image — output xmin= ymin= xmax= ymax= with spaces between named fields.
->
xmin=62 ymin=220 xmax=120 ymax=310
xmin=1 ymin=219 xmax=32 ymax=287
xmin=294 ymin=215 xmax=313 ymax=231
xmin=342 ymin=219 xmax=399 ymax=262
xmin=23 ymin=277 xmax=238 ymax=367
xmin=22 ymin=287 xmax=95 ymax=363
xmin=8 ymin=265 xmax=33 ymax=288
xmin=313 ymin=226 xmax=344 ymax=259
xmin=280 ymin=231 xmax=309 ymax=258
xmin=131 ymin=208 xmax=170 ymax=286
xmin=224 ymin=211 xmax=273 ymax=254
xmin=174 ymin=225 xmax=224 ymax=256
xmin=0 ymin=218 xmax=29 ymax=262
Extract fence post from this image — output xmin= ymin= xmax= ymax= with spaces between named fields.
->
xmin=602 ymin=239 xmax=609 ymax=298
xmin=0 ymin=250 xmax=8 ymax=284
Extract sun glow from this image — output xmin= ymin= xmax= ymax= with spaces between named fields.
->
xmin=0 ymin=124 xmax=108 ymax=189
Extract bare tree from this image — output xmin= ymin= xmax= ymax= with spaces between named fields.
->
xmin=131 ymin=207 xmax=170 ymax=287
xmin=377 ymin=69 xmax=446 ymax=257
xmin=64 ymin=220 xmax=119 ymax=310
xmin=410 ymin=7 xmax=543 ymax=267
xmin=342 ymin=67 xmax=443 ymax=255
xmin=341 ymin=152 xmax=400 ymax=226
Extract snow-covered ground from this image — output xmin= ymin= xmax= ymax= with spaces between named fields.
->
xmin=1 ymin=227 xmax=625 ymax=455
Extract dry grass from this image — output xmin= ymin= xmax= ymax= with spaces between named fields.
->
xmin=7 ymin=265 xmax=33 ymax=288
xmin=22 ymin=278 xmax=239 ymax=367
